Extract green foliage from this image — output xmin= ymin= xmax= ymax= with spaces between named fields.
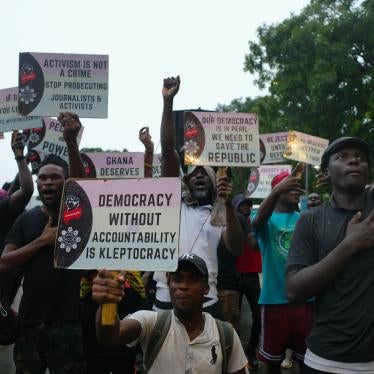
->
xmin=220 ymin=0 xmax=374 ymax=187
xmin=80 ymin=147 xmax=104 ymax=153
xmin=80 ymin=147 xmax=126 ymax=153
xmin=244 ymin=0 xmax=374 ymax=145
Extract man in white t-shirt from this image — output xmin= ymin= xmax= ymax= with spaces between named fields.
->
xmin=154 ymin=76 xmax=244 ymax=318
xmin=93 ymin=254 xmax=248 ymax=373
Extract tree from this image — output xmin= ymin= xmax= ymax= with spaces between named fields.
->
xmin=220 ymin=0 xmax=374 ymax=190
xmin=244 ymin=0 xmax=374 ymax=147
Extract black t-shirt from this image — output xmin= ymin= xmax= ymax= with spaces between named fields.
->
xmin=0 ymin=198 xmax=23 ymax=303
xmin=287 ymin=190 xmax=374 ymax=363
xmin=0 ymin=199 xmax=17 ymax=252
xmin=217 ymin=213 xmax=249 ymax=291
xmin=4 ymin=206 xmax=81 ymax=326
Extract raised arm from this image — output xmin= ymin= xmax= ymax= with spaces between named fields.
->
xmin=252 ymin=176 xmax=302 ymax=231
xmin=0 ymin=217 xmax=56 ymax=271
xmin=93 ymin=270 xmax=142 ymax=345
xmin=58 ymin=112 xmax=85 ymax=178
xmin=219 ymin=176 xmax=244 ymax=255
xmin=8 ymin=131 xmax=34 ymax=214
xmin=286 ymin=211 xmax=374 ymax=303
xmin=160 ymin=76 xmax=180 ymax=177
xmin=139 ymin=127 xmax=154 ymax=178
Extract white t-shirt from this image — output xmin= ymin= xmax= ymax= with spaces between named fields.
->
xmin=127 ymin=310 xmax=248 ymax=373
xmin=305 ymin=349 xmax=374 ymax=373
xmin=154 ymin=203 xmax=224 ymax=308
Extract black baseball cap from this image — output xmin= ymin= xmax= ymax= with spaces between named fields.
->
xmin=321 ymin=137 xmax=369 ymax=170
xmin=177 ymin=253 xmax=208 ymax=277
xmin=232 ymin=194 xmax=253 ymax=211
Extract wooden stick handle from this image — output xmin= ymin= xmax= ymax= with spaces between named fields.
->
xmin=210 ymin=167 xmax=229 ymax=226
xmin=101 ymin=270 xmax=120 ymax=326
xmin=217 ymin=166 xmax=228 ymax=178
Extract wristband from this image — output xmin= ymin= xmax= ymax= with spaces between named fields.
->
xmin=144 ymin=163 xmax=153 ymax=168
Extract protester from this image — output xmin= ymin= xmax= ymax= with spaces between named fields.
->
xmin=138 ymin=126 xmax=157 ymax=307
xmin=0 ymin=131 xmax=34 ymax=258
xmin=233 ymin=194 xmax=261 ymax=369
xmin=0 ymin=112 xmax=86 ymax=374
xmin=252 ymin=171 xmax=313 ymax=374
xmin=287 ymin=137 xmax=374 ymax=373
xmin=93 ymin=253 xmax=248 ymax=373
xmin=217 ymin=212 xmax=250 ymax=332
xmin=306 ymin=192 xmax=322 ymax=209
xmin=80 ymin=270 xmax=149 ymax=374
xmin=139 ymin=126 xmax=154 ymax=178
xmin=153 ymin=76 xmax=243 ymax=318
xmin=0 ymin=131 xmax=34 ymax=374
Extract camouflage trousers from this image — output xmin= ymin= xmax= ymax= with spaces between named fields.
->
xmin=14 ymin=321 xmax=85 ymax=374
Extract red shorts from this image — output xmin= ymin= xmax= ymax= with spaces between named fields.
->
xmin=258 ymin=303 xmax=314 ymax=364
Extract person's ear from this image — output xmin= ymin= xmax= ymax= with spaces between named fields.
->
xmin=204 ymin=283 xmax=209 ymax=295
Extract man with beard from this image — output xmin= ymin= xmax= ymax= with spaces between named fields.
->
xmin=0 ymin=112 xmax=86 ymax=374
xmin=287 ymin=137 xmax=374 ymax=373
xmin=252 ymin=172 xmax=314 ymax=374
xmin=153 ymin=76 xmax=243 ymax=318
xmin=93 ymin=253 xmax=248 ymax=373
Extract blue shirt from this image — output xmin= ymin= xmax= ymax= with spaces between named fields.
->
xmin=255 ymin=211 xmax=300 ymax=304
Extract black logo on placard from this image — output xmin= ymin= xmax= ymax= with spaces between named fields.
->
xmin=18 ymin=53 xmax=44 ymax=115
xmin=55 ymin=180 xmax=93 ymax=268
xmin=184 ymin=112 xmax=206 ymax=163
xmin=259 ymin=139 xmax=266 ymax=163
xmin=247 ymin=168 xmax=260 ymax=196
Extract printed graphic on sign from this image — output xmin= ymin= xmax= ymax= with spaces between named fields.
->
xmin=0 ymin=87 xmax=42 ymax=132
xmin=55 ymin=178 xmax=181 ymax=271
xmin=55 ymin=180 xmax=93 ymax=268
xmin=24 ymin=117 xmax=83 ymax=168
xmin=81 ymin=152 xmax=144 ymax=178
xmin=184 ymin=112 xmax=260 ymax=167
xmin=18 ymin=52 xmax=108 ymax=118
xmin=284 ymin=131 xmax=328 ymax=166
xmin=259 ymin=132 xmax=288 ymax=164
xmin=247 ymin=165 xmax=292 ymax=199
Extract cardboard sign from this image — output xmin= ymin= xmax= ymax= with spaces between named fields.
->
xmin=24 ymin=117 xmax=83 ymax=167
xmin=184 ymin=111 xmax=260 ymax=167
xmin=55 ymin=178 xmax=181 ymax=270
xmin=152 ymin=154 xmax=162 ymax=178
xmin=247 ymin=165 xmax=292 ymax=199
xmin=18 ymin=52 xmax=108 ymax=118
xmin=284 ymin=131 xmax=328 ymax=166
xmin=81 ymin=152 xmax=144 ymax=178
xmin=259 ymin=132 xmax=288 ymax=164
xmin=0 ymin=87 xmax=42 ymax=132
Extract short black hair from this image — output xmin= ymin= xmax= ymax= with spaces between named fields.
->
xmin=38 ymin=154 xmax=69 ymax=179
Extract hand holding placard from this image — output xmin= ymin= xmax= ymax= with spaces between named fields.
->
xmin=92 ymin=270 xmax=125 ymax=326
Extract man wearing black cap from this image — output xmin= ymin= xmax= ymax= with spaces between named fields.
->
xmin=93 ymin=254 xmax=248 ymax=373
xmin=231 ymin=194 xmax=261 ymax=367
xmin=287 ymin=137 xmax=374 ymax=373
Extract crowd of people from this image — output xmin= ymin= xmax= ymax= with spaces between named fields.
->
xmin=0 ymin=76 xmax=373 ymax=374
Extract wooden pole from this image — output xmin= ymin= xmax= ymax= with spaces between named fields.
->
xmin=101 ymin=270 xmax=120 ymax=326
xmin=210 ymin=167 xmax=228 ymax=226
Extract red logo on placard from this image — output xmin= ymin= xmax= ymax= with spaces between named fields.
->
xmin=63 ymin=207 xmax=82 ymax=224
xmin=20 ymin=72 xmax=36 ymax=85
xmin=184 ymin=128 xmax=199 ymax=139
